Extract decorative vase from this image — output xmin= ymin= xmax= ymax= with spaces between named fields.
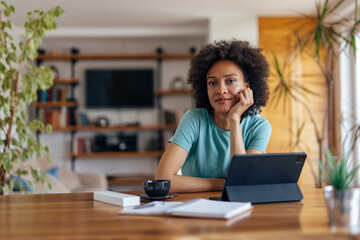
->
xmin=323 ymin=185 xmax=360 ymax=228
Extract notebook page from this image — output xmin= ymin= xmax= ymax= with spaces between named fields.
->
xmin=119 ymin=201 xmax=183 ymax=215
xmin=169 ymin=198 xmax=252 ymax=219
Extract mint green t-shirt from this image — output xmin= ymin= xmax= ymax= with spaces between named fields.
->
xmin=169 ymin=108 xmax=272 ymax=178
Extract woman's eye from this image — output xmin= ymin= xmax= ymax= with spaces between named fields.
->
xmin=227 ymin=79 xmax=236 ymax=84
xmin=208 ymin=81 xmax=216 ymax=86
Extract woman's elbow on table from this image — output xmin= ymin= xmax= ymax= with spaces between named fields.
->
xmin=155 ymin=170 xmax=175 ymax=181
xmin=155 ymin=171 xmax=179 ymax=192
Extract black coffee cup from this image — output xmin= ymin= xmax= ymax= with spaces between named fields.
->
xmin=143 ymin=180 xmax=170 ymax=197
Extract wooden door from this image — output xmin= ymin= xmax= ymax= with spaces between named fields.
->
xmin=259 ymin=18 xmax=327 ymax=188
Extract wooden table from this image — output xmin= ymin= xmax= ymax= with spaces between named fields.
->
xmin=0 ymin=189 xmax=358 ymax=239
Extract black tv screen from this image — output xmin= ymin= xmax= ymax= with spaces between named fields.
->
xmin=85 ymin=69 xmax=154 ymax=108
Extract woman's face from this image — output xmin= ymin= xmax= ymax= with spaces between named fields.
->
xmin=206 ymin=60 xmax=249 ymax=114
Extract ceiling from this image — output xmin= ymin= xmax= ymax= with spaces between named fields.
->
xmin=6 ymin=0 xmax=346 ymax=38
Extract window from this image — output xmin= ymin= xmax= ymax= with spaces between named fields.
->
xmin=340 ymin=33 xmax=360 ymax=185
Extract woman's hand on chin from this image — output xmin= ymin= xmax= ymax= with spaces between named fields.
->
xmin=228 ymin=88 xmax=253 ymax=122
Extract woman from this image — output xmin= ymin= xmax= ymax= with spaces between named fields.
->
xmin=155 ymin=40 xmax=271 ymax=193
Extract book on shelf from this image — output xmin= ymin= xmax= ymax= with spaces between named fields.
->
xmin=39 ymin=108 xmax=62 ymax=128
xmin=54 ymin=86 xmax=67 ymax=102
xmin=46 ymin=87 xmax=53 ymax=102
xmin=119 ymin=198 xmax=252 ymax=219
xmin=67 ymin=107 xmax=77 ymax=126
xmin=37 ymin=86 xmax=68 ymax=102
xmin=76 ymin=112 xmax=90 ymax=126
xmin=73 ymin=137 xmax=92 ymax=154
xmin=163 ymin=110 xmax=177 ymax=124
xmin=38 ymin=107 xmax=78 ymax=128
xmin=37 ymin=89 xmax=47 ymax=102
xmin=60 ymin=106 xmax=67 ymax=127
xmin=163 ymin=109 xmax=187 ymax=125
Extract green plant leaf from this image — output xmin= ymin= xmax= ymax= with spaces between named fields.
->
xmin=46 ymin=124 xmax=52 ymax=134
xmin=16 ymin=169 xmax=28 ymax=177
xmin=3 ymin=154 xmax=11 ymax=172
xmin=5 ymin=20 xmax=11 ymax=29
xmin=0 ymin=62 xmax=6 ymax=72
xmin=320 ymin=150 xmax=359 ymax=189
xmin=1 ymin=1 xmax=9 ymax=9
xmin=9 ymin=177 xmax=16 ymax=191
xmin=4 ymin=31 xmax=13 ymax=41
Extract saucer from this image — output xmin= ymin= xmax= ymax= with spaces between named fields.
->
xmin=139 ymin=193 xmax=178 ymax=201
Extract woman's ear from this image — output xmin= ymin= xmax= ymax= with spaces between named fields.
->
xmin=245 ymin=82 xmax=250 ymax=88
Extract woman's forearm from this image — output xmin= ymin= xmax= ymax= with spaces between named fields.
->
xmin=156 ymin=173 xmax=225 ymax=193
xmin=229 ymin=118 xmax=246 ymax=160
xmin=155 ymin=143 xmax=225 ymax=193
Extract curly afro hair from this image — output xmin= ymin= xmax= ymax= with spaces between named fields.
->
xmin=187 ymin=39 xmax=270 ymax=118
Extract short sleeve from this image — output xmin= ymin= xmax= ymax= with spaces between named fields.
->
xmin=169 ymin=110 xmax=199 ymax=152
xmin=247 ymin=118 xmax=272 ymax=153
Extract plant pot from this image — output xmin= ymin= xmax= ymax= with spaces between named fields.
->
xmin=323 ymin=185 xmax=360 ymax=227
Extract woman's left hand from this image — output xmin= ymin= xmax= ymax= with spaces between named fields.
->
xmin=228 ymin=88 xmax=254 ymax=121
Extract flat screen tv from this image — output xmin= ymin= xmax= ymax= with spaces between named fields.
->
xmin=85 ymin=69 xmax=154 ymax=108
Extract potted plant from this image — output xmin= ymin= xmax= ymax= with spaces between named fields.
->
xmin=0 ymin=1 xmax=64 ymax=194
xmin=269 ymin=0 xmax=360 ymax=188
xmin=321 ymin=150 xmax=360 ymax=227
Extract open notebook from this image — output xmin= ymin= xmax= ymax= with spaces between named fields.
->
xmin=119 ymin=198 xmax=252 ymax=219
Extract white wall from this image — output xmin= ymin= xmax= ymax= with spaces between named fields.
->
xmin=38 ymin=36 xmax=203 ymax=176
xmin=208 ymin=15 xmax=258 ymax=46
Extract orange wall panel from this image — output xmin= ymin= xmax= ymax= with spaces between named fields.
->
xmin=259 ymin=17 xmax=327 ymax=188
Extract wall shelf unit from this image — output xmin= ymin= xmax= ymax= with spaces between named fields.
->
xmin=70 ymin=151 xmax=164 ymax=158
xmin=107 ymin=175 xmax=154 ymax=186
xmin=36 ymin=53 xmax=195 ymax=60
xmin=34 ymin=50 xmax=193 ymax=173
xmin=53 ymin=78 xmax=78 ymax=85
xmin=51 ymin=124 xmax=178 ymax=132
xmin=155 ymin=89 xmax=191 ymax=96
xmin=33 ymin=101 xmax=78 ymax=107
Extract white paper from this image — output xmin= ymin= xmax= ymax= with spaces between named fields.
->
xmin=119 ymin=198 xmax=251 ymax=219
xmin=120 ymin=201 xmax=183 ymax=215
xmin=169 ymin=198 xmax=252 ymax=219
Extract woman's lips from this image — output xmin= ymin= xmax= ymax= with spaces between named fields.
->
xmin=216 ymin=98 xmax=231 ymax=104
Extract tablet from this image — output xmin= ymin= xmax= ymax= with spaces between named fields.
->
xmin=218 ymin=152 xmax=307 ymax=204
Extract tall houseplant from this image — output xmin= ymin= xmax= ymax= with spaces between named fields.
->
xmin=0 ymin=2 xmax=64 ymax=194
xmin=270 ymin=0 xmax=359 ymax=187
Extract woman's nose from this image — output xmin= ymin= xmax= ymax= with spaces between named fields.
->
xmin=217 ymin=82 xmax=227 ymax=94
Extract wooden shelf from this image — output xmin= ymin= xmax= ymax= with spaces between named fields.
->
xmin=37 ymin=53 xmax=195 ymax=61
xmin=53 ymin=78 xmax=78 ymax=85
xmin=36 ymin=50 xmax=192 ymax=171
xmin=52 ymin=124 xmax=177 ymax=132
xmin=33 ymin=101 xmax=77 ymax=107
xmin=70 ymin=151 xmax=163 ymax=158
xmin=156 ymin=89 xmax=192 ymax=96
xmin=107 ymin=175 xmax=154 ymax=185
